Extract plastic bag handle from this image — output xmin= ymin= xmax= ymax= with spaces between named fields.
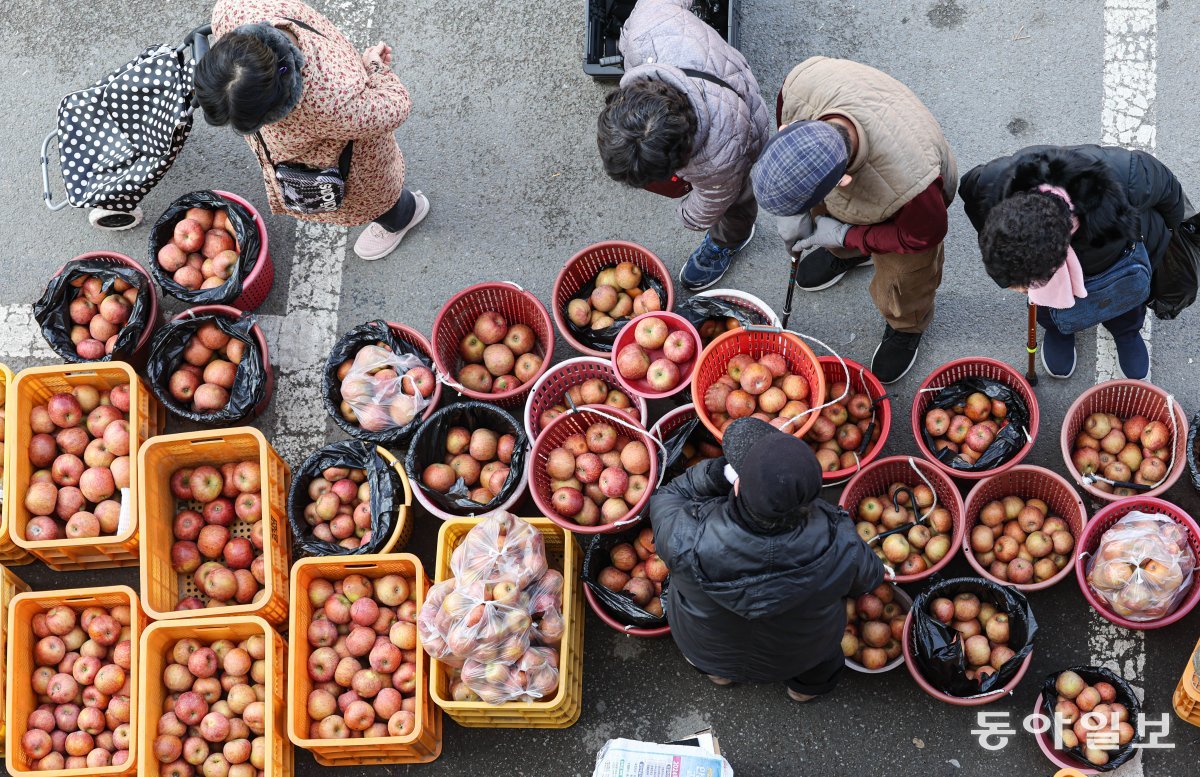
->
xmin=562 ymin=400 xmax=671 ymax=488
xmin=775 ymin=328 xmax=851 ymax=433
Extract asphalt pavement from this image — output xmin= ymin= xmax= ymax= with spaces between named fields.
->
xmin=2 ymin=0 xmax=1199 ymax=774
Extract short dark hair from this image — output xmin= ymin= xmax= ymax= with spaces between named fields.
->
xmin=979 ymin=191 xmax=1074 ymax=289
xmin=597 ymin=80 xmax=696 ymax=186
xmin=195 ymin=33 xmax=285 ymax=134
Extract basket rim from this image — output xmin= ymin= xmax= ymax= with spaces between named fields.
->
xmin=960 ymin=465 xmax=1088 ymax=592
xmin=837 ymin=455 xmax=966 ymax=583
xmin=53 ymin=251 xmax=159 ymax=357
xmin=610 ymin=311 xmax=702 ymax=400
xmin=551 ymin=240 xmax=674 ymax=358
xmin=528 ymin=405 xmax=656 ymax=535
xmin=1030 ymin=695 xmax=1102 ymax=774
xmin=1073 ymin=496 xmax=1200 ymax=630
xmin=694 ymin=288 xmax=782 ymax=326
xmin=431 ymin=281 xmax=554 ymax=403
xmin=814 ymin=356 xmax=892 ymax=484
xmin=1059 ymin=379 xmax=1188 ymax=502
xmin=522 ymin=355 xmax=649 ymax=443
xmin=649 ymin=403 xmax=698 ymax=440
xmin=582 ymin=583 xmax=671 ymax=637
xmin=911 ymin=357 xmax=1040 ymax=480
xmin=901 ymin=607 xmax=1034 ymax=705
xmin=844 ymin=584 xmax=912 ymax=674
xmin=689 ymin=327 xmax=827 ymax=442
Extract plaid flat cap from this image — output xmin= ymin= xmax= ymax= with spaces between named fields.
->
xmin=751 ymin=121 xmax=849 ymax=217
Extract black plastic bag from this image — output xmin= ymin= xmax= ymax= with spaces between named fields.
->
xmin=404 ymin=402 xmax=527 ymax=514
xmin=1186 ymin=413 xmax=1200 ymax=494
xmin=1150 ymin=214 xmax=1200 ymax=320
xmin=287 ymin=440 xmax=402 ymax=556
xmin=675 ymin=294 xmax=771 ymax=338
xmin=148 ymin=190 xmax=261 ymax=305
xmin=920 ymin=377 xmax=1031 ymax=472
xmin=911 ymin=577 xmax=1038 ymax=699
xmin=146 ymin=313 xmax=268 ymax=424
xmin=582 ymin=528 xmax=667 ymax=629
xmin=1038 ymin=666 xmax=1141 ymax=771
xmin=323 ymin=320 xmax=435 ymax=446
xmin=564 ymin=274 xmax=667 ymax=352
xmin=33 ymin=258 xmax=155 ymax=363
xmin=657 ymin=414 xmax=721 ymax=482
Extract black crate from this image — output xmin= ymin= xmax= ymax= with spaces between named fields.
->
xmin=584 ymin=0 xmax=740 ymax=79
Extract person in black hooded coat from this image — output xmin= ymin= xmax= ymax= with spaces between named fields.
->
xmin=960 ymin=145 xmax=1197 ymax=381
xmin=649 ymin=417 xmax=885 ymax=702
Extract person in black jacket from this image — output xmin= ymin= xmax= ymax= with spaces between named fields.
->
xmin=649 ymin=417 xmax=885 ymax=702
xmin=960 ymin=145 xmax=1196 ymax=381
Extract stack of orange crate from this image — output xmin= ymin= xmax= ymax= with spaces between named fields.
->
xmin=1173 ymin=636 xmax=1200 ymax=727
xmin=0 ymin=362 xmax=32 ymax=564
xmin=0 ymin=565 xmax=31 ymax=757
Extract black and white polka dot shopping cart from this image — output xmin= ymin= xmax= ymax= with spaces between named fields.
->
xmin=39 ymin=25 xmax=211 ymax=231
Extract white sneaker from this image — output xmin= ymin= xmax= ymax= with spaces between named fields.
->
xmin=354 ymin=191 xmax=429 ymax=261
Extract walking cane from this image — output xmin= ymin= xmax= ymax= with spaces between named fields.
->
xmin=1026 ymin=302 xmax=1039 ymax=386
xmin=781 ymin=253 xmax=799 ymax=330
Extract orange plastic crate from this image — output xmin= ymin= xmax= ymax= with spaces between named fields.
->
xmin=137 ymin=617 xmax=291 ymax=777
xmin=138 ymin=427 xmax=291 ymax=626
xmin=0 ymin=362 xmax=32 ymax=564
xmin=6 ymin=585 xmax=145 ymax=777
xmin=430 ymin=516 xmax=583 ymax=728
xmin=0 ymin=565 xmax=31 ymax=755
xmin=7 ymin=362 xmax=164 ymax=569
xmin=287 ymin=554 xmax=441 ymax=764
xmin=1174 ymin=636 xmax=1200 ymax=728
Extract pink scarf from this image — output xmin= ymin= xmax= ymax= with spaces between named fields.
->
xmin=1027 ymin=185 xmax=1087 ymax=309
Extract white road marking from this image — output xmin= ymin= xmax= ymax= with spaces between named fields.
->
xmin=1091 ymin=2 xmax=1155 ymax=775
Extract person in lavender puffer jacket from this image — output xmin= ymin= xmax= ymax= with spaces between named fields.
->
xmin=597 ymin=0 xmax=771 ymax=291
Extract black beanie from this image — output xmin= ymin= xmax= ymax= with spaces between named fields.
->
xmin=723 ymin=418 xmax=822 ymax=531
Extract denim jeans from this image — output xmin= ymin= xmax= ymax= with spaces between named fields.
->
xmin=1038 ymin=300 xmax=1146 ymax=341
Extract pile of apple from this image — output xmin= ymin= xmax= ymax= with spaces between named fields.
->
xmin=168 ymin=461 xmax=268 ymax=610
xmin=166 ymin=321 xmax=249 ymax=414
xmin=565 ymin=262 xmax=662 ymax=332
xmin=595 ymin=527 xmax=667 ymax=618
xmin=1050 ymin=670 xmax=1134 ymax=766
xmin=299 ymin=466 xmax=378 ymax=550
xmin=676 ymin=435 xmax=721 ymax=470
xmin=303 ymin=573 xmax=420 ymax=740
xmin=923 ymin=391 xmax=1011 ymax=466
xmin=156 ymin=207 xmax=241 ymax=291
xmin=841 ymin=584 xmax=906 ymax=669
xmin=615 ymin=316 xmax=696 ymax=393
xmin=536 ymin=378 xmax=639 ymax=431
xmin=853 ymin=485 xmax=954 ymax=576
xmin=335 ymin=343 xmax=436 ymax=432
xmin=1071 ymin=412 xmax=1172 ymax=495
xmin=701 ymin=354 xmax=811 ymax=435
xmin=806 ymin=382 xmax=880 ymax=472
xmin=697 ymin=316 xmax=741 ymax=345
xmin=971 ymin=496 xmax=1075 ymax=585
xmin=421 ymin=426 xmax=517 ymax=505
xmin=543 ymin=421 xmax=652 ymax=526
xmin=20 ymin=603 xmax=133 ymax=770
xmin=457 ymin=312 xmax=543 ymax=395
xmin=22 ymin=386 xmax=132 ymax=541
xmin=64 ymin=274 xmax=140 ymax=360
xmin=151 ymin=634 xmax=272 ymax=777
xmin=927 ymin=592 xmax=1016 ymax=684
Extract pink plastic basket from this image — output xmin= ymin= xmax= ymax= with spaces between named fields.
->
xmin=610 ymin=312 xmax=702 ymax=400
xmin=522 ymin=356 xmax=648 ymax=442
xmin=50 ymin=251 xmax=161 ymax=367
xmin=171 ymin=304 xmax=274 ymax=419
xmin=901 ymin=608 xmax=1034 ymax=706
xmin=215 ymin=190 xmax=274 ymax=312
xmin=1074 ymin=497 xmax=1200 ymax=630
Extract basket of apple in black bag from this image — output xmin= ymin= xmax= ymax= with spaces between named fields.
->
xmin=1039 ymin=666 xmax=1141 ymax=770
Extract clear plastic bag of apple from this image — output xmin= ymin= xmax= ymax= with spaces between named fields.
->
xmin=460 ymin=645 xmax=560 ymax=704
xmin=339 ymin=344 xmax=430 ymax=433
xmin=449 ymin=510 xmax=547 ymax=586
xmin=1085 ymin=512 xmax=1196 ymax=621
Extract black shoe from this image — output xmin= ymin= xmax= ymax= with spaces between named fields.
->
xmin=871 ymin=325 xmax=921 ymax=384
xmin=794 ymin=249 xmax=873 ymax=291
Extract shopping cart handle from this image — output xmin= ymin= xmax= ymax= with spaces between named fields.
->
xmin=40 ymin=131 xmax=69 ymax=212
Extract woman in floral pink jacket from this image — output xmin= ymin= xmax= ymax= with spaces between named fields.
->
xmin=199 ymin=0 xmax=428 ymax=261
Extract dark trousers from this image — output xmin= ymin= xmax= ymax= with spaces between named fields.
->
xmin=374 ymin=189 xmax=416 ymax=232
xmin=708 ymin=177 xmax=758 ymax=248
xmin=1037 ymin=300 xmax=1146 ymax=340
xmin=785 ymin=649 xmax=846 ymax=696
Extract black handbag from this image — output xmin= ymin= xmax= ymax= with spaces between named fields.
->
xmin=253 ymin=131 xmax=353 ymax=214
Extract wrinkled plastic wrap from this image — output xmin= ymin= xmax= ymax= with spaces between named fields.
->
xmin=338 ymin=345 xmax=429 ymax=433
xmin=33 ymin=258 xmax=155 ymax=363
xmin=921 ymin=377 xmax=1031 ymax=472
xmin=1039 ymin=666 xmax=1141 ymax=771
xmin=1085 ymin=512 xmax=1196 ymax=622
xmin=148 ymin=190 xmax=261 ymax=305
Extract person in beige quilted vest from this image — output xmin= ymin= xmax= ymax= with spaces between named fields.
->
xmin=751 ymin=57 xmax=958 ymax=384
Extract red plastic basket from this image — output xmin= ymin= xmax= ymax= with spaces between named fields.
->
xmin=815 ymin=356 xmax=891 ymax=485
xmin=523 ymin=356 xmax=648 ymax=442
xmin=387 ymin=321 xmax=442 ymax=423
xmin=689 ymin=327 xmax=826 ymax=442
xmin=901 ymin=608 xmax=1034 ymax=706
xmin=838 ymin=455 xmax=965 ymax=583
xmin=50 ymin=251 xmax=161 ymax=366
xmin=528 ymin=406 xmax=657 ymax=535
xmin=168 ymin=304 xmax=274 ymax=419
xmin=552 ymin=241 xmax=675 ymax=358
xmin=215 ymin=190 xmax=274 ymax=312
xmin=1074 ymin=497 xmax=1200 ymax=630
xmin=584 ymin=584 xmax=671 ymax=638
xmin=431 ymin=282 xmax=554 ymax=408
xmin=912 ymin=357 xmax=1039 ymax=480
xmin=694 ymin=289 xmax=781 ymax=327
xmin=1060 ymin=379 xmax=1188 ymax=503
xmin=961 ymin=465 xmax=1087 ymax=592
xmin=650 ymin=403 xmax=699 ymax=442
xmin=610 ymin=312 xmax=702 ymax=400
